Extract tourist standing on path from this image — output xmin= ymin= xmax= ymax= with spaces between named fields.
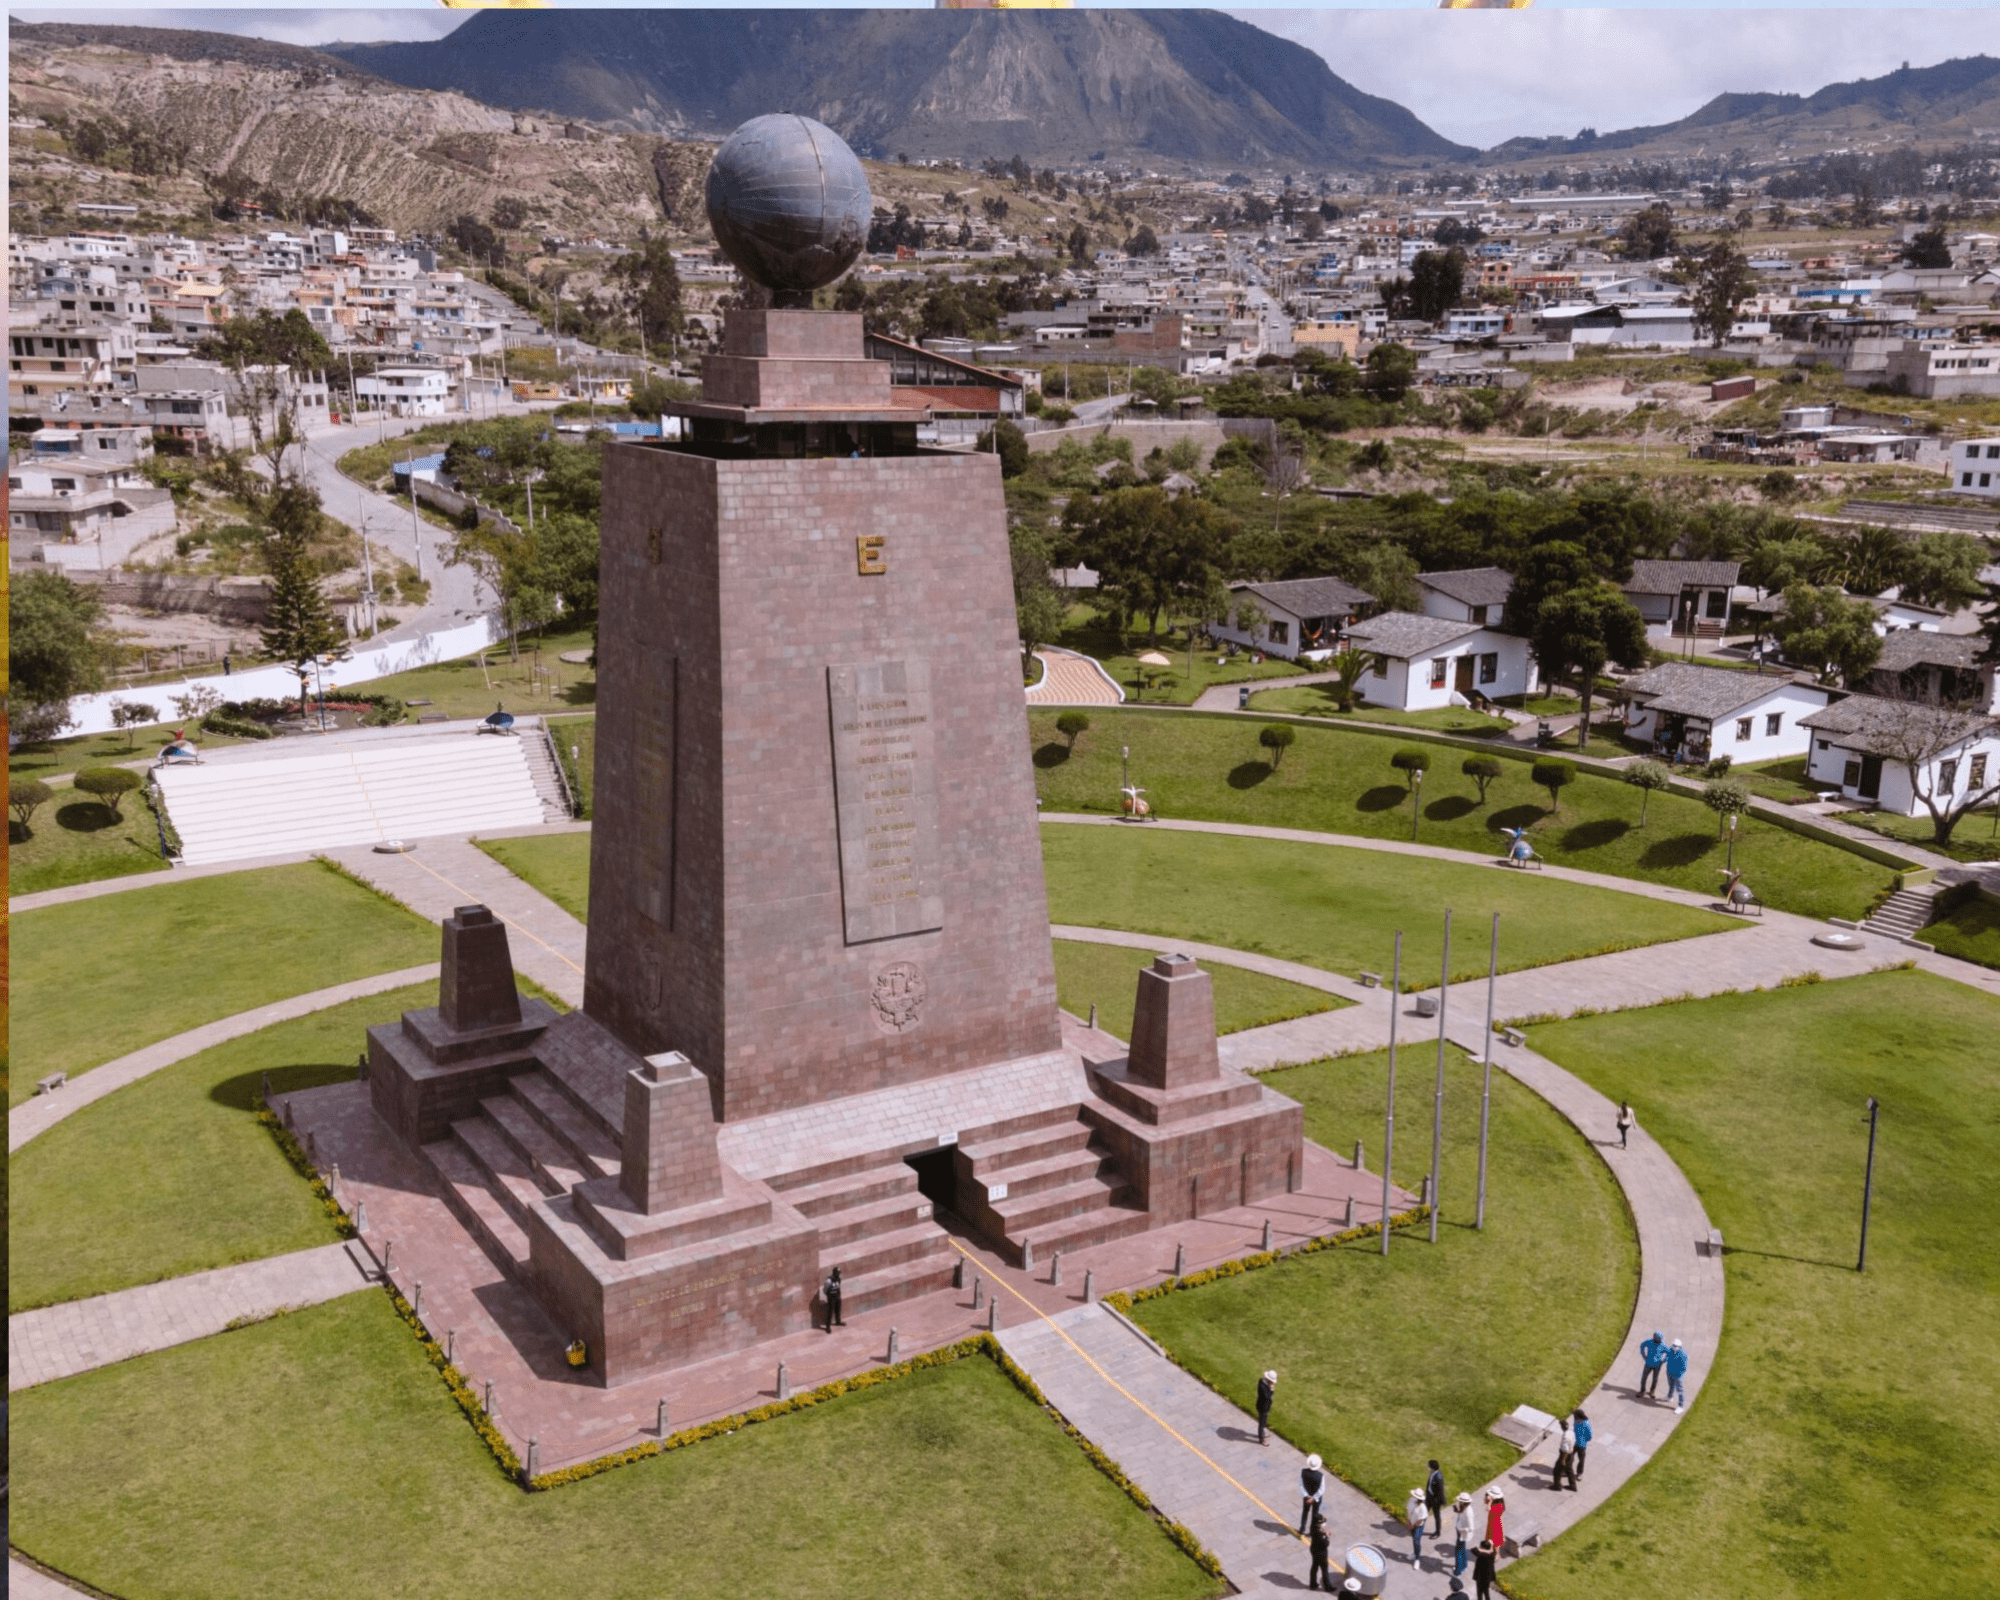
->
xmin=1425 ymin=1459 xmax=1447 ymax=1534
xmin=1405 ymin=1487 xmax=1429 ymax=1567
xmin=1299 ymin=1453 xmax=1327 ymax=1533
xmin=1639 ymin=1329 xmax=1668 ymax=1397
xmin=1473 ymin=1540 xmax=1498 ymax=1600
xmin=1484 ymin=1488 xmax=1506 ymax=1553
xmin=1616 ymin=1101 xmax=1634 ymax=1149
xmin=1452 ymin=1492 xmax=1475 ymax=1577
xmin=1551 ymin=1415 xmax=1578 ymax=1491
xmin=1256 ymin=1370 xmax=1277 ymax=1444
xmin=1572 ymin=1409 xmax=1593 ymax=1480
xmin=1306 ymin=1511 xmax=1332 ymax=1591
xmin=822 ymin=1266 xmax=843 ymax=1332
xmin=1666 ymin=1337 xmax=1691 ymax=1412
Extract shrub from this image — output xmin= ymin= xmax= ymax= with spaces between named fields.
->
xmin=1701 ymin=754 xmax=1733 ymax=778
xmin=1056 ymin=710 xmax=1091 ymax=750
xmin=1461 ymin=754 xmax=1503 ymax=803
xmin=1259 ymin=723 xmax=1297 ymax=768
xmin=202 ymin=712 xmax=276 ymax=740
xmin=1532 ymin=757 xmax=1577 ymax=813
xmin=73 ymin=766 xmax=144 ymax=816
xmin=171 ymin=684 xmax=223 ymax=721
xmin=1702 ymin=776 xmax=1753 ymax=836
xmin=1390 ymin=747 xmax=1431 ymax=790
xmin=109 ymin=697 xmax=160 ymax=750
xmin=11 ymin=778 xmax=54 ymax=834
xmin=1623 ymin=759 xmax=1673 ymax=826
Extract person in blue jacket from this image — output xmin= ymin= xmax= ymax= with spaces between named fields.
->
xmin=1665 ymin=1338 xmax=1691 ymax=1412
xmin=1571 ymin=1409 xmax=1593 ymax=1480
xmin=1639 ymin=1330 xmax=1668 ymax=1398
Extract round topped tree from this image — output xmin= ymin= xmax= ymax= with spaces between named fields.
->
xmin=703 ymin=114 xmax=872 ymax=309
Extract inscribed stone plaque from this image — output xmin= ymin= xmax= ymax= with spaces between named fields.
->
xmin=828 ymin=659 xmax=944 ymax=944
xmin=633 ymin=655 xmax=677 ymax=931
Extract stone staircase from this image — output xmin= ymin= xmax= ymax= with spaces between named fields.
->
xmin=765 ymin=1154 xmax=956 ymax=1318
xmin=1863 ymin=885 xmax=1941 ymax=943
xmin=519 ymin=728 xmax=576 ymax=821
xmin=952 ymin=1106 xmax=1147 ymax=1268
xmin=422 ymin=1065 xmax=623 ymax=1278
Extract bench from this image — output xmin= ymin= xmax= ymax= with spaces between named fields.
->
xmin=1502 ymin=1027 xmax=1525 ymax=1048
xmin=36 ymin=1072 xmax=67 ymax=1095
xmin=1700 ymin=1228 xmax=1725 ymax=1258
xmin=1357 ymin=972 xmax=1383 ymax=989
xmin=1412 ymin=995 xmax=1439 ymax=1018
xmin=1503 ymin=1521 xmax=1543 ymax=1560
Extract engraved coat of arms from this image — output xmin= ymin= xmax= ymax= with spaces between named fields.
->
xmin=871 ymin=962 xmax=926 ymax=1033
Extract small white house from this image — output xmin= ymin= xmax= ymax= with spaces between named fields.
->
xmin=1800 ymin=694 xmax=2000 ymax=815
xmin=1345 ymin=611 xmax=1538 ymax=710
xmin=1618 ymin=662 xmax=1831 ymax=764
xmin=1953 ymin=436 xmax=2000 ymax=497
xmin=1214 ymin=575 xmax=1375 ymax=661
xmin=1416 ymin=567 xmax=1514 ymax=628
xmin=6 ymin=454 xmax=177 ymax=568
xmin=356 ymin=365 xmax=453 ymax=416
xmin=1623 ymin=560 xmax=1744 ymax=640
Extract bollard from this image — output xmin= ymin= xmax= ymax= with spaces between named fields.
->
xmin=261 ymin=1070 xmax=272 ymax=1106
xmin=1421 ymin=1173 xmax=1432 ymax=1207
xmin=354 ymin=1199 xmax=367 ymax=1234
xmin=330 ymin=1162 xmax=341 ymax=1196
xmin=776 ymin=1361 xmax=790 ymax=1401
xmin=971 ymin=1277 xmax=984 ymax=1309
xmin=526 ymin=1437 xmax=539 ymax=1480
xmin=485 ymin=1379 xmax=496 ymax=1417
xmin=1261 ymin=1218 xmax=1274 ymax=1252
xmin=446 ymin=1328 xmax=456 ymax=1365
xmin=283 ymin=1098 xmax=294 ymax=1129
xmin=412 ymin=1281 xmax=423 ymax=1320
xmin=952 ymin=1256 xmax=965 ymax=1290
xmin=1021 ymin=1240 xmax=1034 ymax=1270
xmin=1050 ymin=1250 xmax=1062 ymax=1287
xmin=1343 ymin=1195 xmax=1355 ymax=1228
xmin=1083 ymin=1269 xmax=1095 ymax=1303
xmin=887 ymin=1327 xmax=899 ymax=1364
xmin=1353 ymin=1138 xmax=1364 ymax=1171
xmin=1174 ymin=1242 xmax=1186 ymax=1279
xmin=306 ymin=1131 xmax=318 ymax=1168
xmin=987 ymin=1296 xmax=998 ymax=1332
xmin=1088 ymin=1002 xmax=1099 ymax=1030
xmin=357 ymin=1051 xmax=369 ymax=1082
xmin=382 ymin=1238 xmax=393 ymax=1276
xmin=1288 ymin=1152 xmax=1299 ymax=1194
xmin=657 ymin=1398 xmax=669 ymax=1436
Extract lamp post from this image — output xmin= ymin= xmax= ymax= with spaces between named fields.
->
xmin=1726 ymin=812 xmax=1740 ymax=873
xmin=1858 ymin=1095 xmax=1880 ymax=1273
xmin=1410 ymin=766 xmax=1424 ymax=842
xmin=1429 ymin=909 xmax=1450 ymax=1245
xmin=1381 ymin=931 xmax=1401 ymax=1257
xmin=1121 ymin=744 xmax=1130 ymax=799
xmin=1476 ymin=911 xmax=1498 ymax=1231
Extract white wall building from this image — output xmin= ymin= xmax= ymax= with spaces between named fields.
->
xmin=1801 ymin=694 xmax=2000 ymax=815
xmin=7 ymin=455 xmax=177 ymax=569
xmin=1345 ymin=611 xmax=1539 ymax=709
xmin=1214 ymin=575 xmax=1376 ymax=660
xmin=1618 ymin=663 xmax=1831 ymax=764
xmin=1416 ymin=567 xmax=1514 ymax=628
xmin=356 ymin=365 xmax=453 ymax=416
xmin=1952 ymin=436 xmax=2000 ymax=497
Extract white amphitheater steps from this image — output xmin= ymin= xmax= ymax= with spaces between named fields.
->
xmin=154 ymin=726 xmax=551 ymax=866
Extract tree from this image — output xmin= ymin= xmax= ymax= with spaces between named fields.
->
xmin=1231 ymin=595 xmax=1270 ymax=649
xmin=446 ymin=213 xmax=502 ymax=264
xmin=195 ymin=309 xmax=332 ymax=376
xmin=1126 ymin=225 xmax=1160 ymax=257
xmin=1010 ymin=522 xmax=1067 ymax=676
xmin=172 ymin=685 xmax=223 ymax=722
xmin=1741 ymin=535 xmax=1832 ymax=595
xmin=261 ymin=519 xmax=347 ymax=703
xmin=978 ymin=418 xmax=1030 ymax=479
xmin=1684 ymin=239 xmax=1752 ymax=347
xmin=491 ymin=195 xmax=529 ymax=231
xmin=1364 ymin=342 xmax=1418 ymax=403
xmin=628 ymin=375 xmax=697 ymax=419
xmin=74 ymin=767 xmax=144 ymax=819
xmin=1904 ymin=226 xmax=1952 ymax=269
xmin=11 ymin=779 xmax=54 ymax=836
xmin=1526 ymin=585 xmax=1649 ymax=749
xmin=1898 ymin=532 xmax=1988 ymax=612
xmin=1260 ymin=723 xmax=1297 ymax=769
xmin=608 ymin=233 xmax=685 ymax=348
xmin=1345 ymin=542 xmax=1420 ymax=613
xmin=1389 ymin=248 xmax=1467 ymax=322
xmin=1461 ymin=754 xmax=1503 ymax=804
xmin=1701 ymin=776 xmax=1752 ymax=838
xmin=1056 ymin=710 xmax=1091 ymax=751
xmin=1060 ymin=487 xmax=1237 ymax=643
xmin=9 ymin=569 xmax=118 ymax=735
xmin=1502 ymin=541 xmax=1599 ymax=637
xmin=1329 ymin=648 xmax=1369 ymax=711
xmin=1624 ymin=759 xmax=1672 ymax=825
xmin=1066 ymin=222 xmax=1092 ymax=265
xmin=1533 ymin=757 xmax=1576 ymax=814
xmin=1390 ymin=747 xmax=1431 ymax=791
xmin=1770 ymin=583 xmax=1883 ymax=685
xmin=110 ymin=698 xmax=160 ymax=751
xmin=1619 ymin=203 xmax=1677 ymax=261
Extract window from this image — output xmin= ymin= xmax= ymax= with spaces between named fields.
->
xmin=1736 ymin=718 xmax=1753 ymax=742
xmin=1938 ymin=758 xmax=1959 ymax=793
xmin=1471 ymin=604 xmax=1489 ymax=626
xmin=1844 ymin=760 xmax=1862 ymax=789
xmin=1429 ymin=658 xmax=1448 ymax=690
xmin=1480 ymin=652 xmax=1499 ymax=684
xmin=1969 ymin=474 xmax=1979 ymax=487
xmin=1267 ymin=621 xmax=1290 ymax=646
xmin=1989 ymin=446 xmax=2000 ymax=459
xmin=1971 ymin=754 xmax=1989 ymax=790
xmin=1766 ymin=713 xmax=1783 ymax=737
xmin=1705 ymin=589 xmax=1730 ymax=620
xmin=1985 ymin=475 xmax=1994 ymax=489
xmin=51 ymin=478 xmax=75 ymax=492
xmin=1817 ymin=739 xmax=1831 ymax=751
xmin=1371 ymin=655 xmax=1388 ymax=679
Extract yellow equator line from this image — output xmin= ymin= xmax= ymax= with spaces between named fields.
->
xmin=950 ymin=1238 xmax=1318 ymax=1554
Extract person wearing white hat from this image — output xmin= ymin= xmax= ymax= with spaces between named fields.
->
xmin=1256 ymin=1369 xmax=1278 ymax=1444
xmin=1405 ymin=1486 xmax=1429 ymax=1567
xmin=1452 ymin=1491 xmax=1476 ymax=1577
xmin=1665 ymin=1337 xmax=1690 ymax=1411
xmin=1299 ymin=1453 xmax=1327 ymax=1533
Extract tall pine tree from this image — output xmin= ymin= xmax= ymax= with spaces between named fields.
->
xmin=258 ymin=480 xmax=346 ymax=711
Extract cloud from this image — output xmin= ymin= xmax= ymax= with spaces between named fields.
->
xmin=8 ymin=8 xmax=471 ymax=47
xmin=1230 ymin=9 xmax=2000 ymax=149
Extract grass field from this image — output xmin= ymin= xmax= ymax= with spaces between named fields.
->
xmin=1031 ymin=709 xmax=1897 ymax=921
xmin=549 ymin=712 xmax=597 ymax=816
xmin=1733 ymin=756 xmax=1823 ymax=805
xmin=1844 ymin=803 xmax=2000 ymax=865
xmin=1050 ymin=938 xmax=1343 ymax=1040
xmin=8 ymin=722 xmax=253 ymax=784
xmin=1131 ymin=1041 xmax=1636 ymax=1511
xmin=9 ymin=795 xmax=169 ymax=897
xmin=10 ymin=1295 xmax=1220 ymax=1600
xmin=476 ymin=832 xmax=592 ymax=921
xmin=9 ymin=985 xmax=430 ymax=1312
xmin=1504 ymin=971 xmax=2000 ymax=1600
xmin=359 ymin=624 xmax=597 ymax=722
xmin=1247 ymin=686 xmax=1511 ymax=737
xmin=9 ymin=861 xmax=436 ymax=1107
xmin=1043 ymin=825 xmax=1736 ymax=988
xmin=1921 ymin=890 xmax=2000 ymax=970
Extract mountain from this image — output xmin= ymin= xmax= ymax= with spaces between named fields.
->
xmin=1486 ymin=54 xmax=2000 ymax=162
xmin=321 ymin=9 xmax=1475 ymax=168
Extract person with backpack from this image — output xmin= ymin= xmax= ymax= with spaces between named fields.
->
xmin=1639 ymin=1329 xmax=1668 ymax=1398
xmin=1616 ymin=1101 xmax=1634 ymax=1149
xmin=1425 ymin=1459 xmax=1447 ymax=1534
xmin=821 ymin=1265 xmax=843 ymax=1332
xmin=1473 ymin=1539 xmax=1498 ymax=1600
xmin=1666 ymin=1337 xmax=1691 ymax=1412
xmin=1298 ymin=1453 xmax=1327 ymax=1533
xmin=1306 ymin=1510 xmax=1332 ymax=1591
xmin=1256 ymin=1370 xmax=1277 ymax=1445
xmin=1571 ymin=1409 xmax=1594 ymax=1480
xmin=1551 ymin=1415 xmax=1578 ymax=1491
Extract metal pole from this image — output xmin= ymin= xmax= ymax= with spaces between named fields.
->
xmin=1476 ymin=912 xmax=1498 ymax=1231
xmin=1430 ymin=910 xmax=1451 ymax=1243
xmin=1858 ymin=1096 xmax=1879 ymax=1272
xmin=1411 ymin=770 xmax=1423 ymax=842
xmin=407 ymin=448 xmax=425 ymax=580
xmin=1381 ymin=931 xmax=1401 ymax=1256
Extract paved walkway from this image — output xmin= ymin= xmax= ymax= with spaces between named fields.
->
xmin=1190 ymin=669 xmax=1340 ymax=712
xmin=8 ymin=965 xmax=440 ymax=1154
xmin=9 ymin=848 xmax=321 ymax=914
xmin=9 ymin=1240 xmax=376 ymax=1392
xmin=1025 ymin=645 xmax=1124 ymax=706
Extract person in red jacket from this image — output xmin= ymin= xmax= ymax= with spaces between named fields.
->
xmin=1483 ymin=1488 xmax=1506 ymax=1552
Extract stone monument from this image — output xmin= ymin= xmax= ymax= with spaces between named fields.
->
xmin=367 ymin=115 xmax=1301 ymax=1388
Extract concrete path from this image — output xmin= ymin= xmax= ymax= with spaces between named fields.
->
xmin=1001 ymin=1303 xmax=1406 ymax=1598
xmin=9 ymin=1558 xmax=96 ymax=1599
xmin=9 ymin=848 xmax=321 ymax=914
xmin=9 ymin=964 xmax=440 ymax=1154
xmin=9 ymin=1240 xmax=376 ymax=1392
xmin=322 ymin=834 xmax=587 ymax=1006
xmin=1026 ymin=645 xmax=1124 ymax=706
xmin=1190 ymin=669 xmax=1341 ymax=712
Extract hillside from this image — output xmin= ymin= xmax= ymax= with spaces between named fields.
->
xmin=322 ymin=8 xmax=1475 ymax=169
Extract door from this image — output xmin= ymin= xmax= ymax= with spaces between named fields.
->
xmin=1454 ymin=655 xmax=1475 ymax=695
xmin=1859 ymin=755 xmax=1883 ymax=800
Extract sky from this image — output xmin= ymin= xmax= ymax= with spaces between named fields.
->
xmin=11 ymin=6 xmax=2000 ymax=149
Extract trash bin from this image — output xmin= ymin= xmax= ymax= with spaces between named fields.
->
xmin=1238 ymin=686 xmax=1251 ymax=709
xmin=1341 ymin=1544 xmax=1388 ymax=1596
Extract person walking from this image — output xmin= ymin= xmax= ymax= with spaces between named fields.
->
xmin=1551 ymin=1416 xmax=1578 ymax=1492
xmin=1299 ymin=1453 xmax=1327 ymax=1533
xmin=1616 ymin=1101 xmax=1634 ymax=1149
xmin=1666 ymin=1337 xmax=1691 ymax=1412
xmin=1405 ymin=1487 xmax=1428 ymax=1568
xmin=1639 ymin=1329 xmax=1667 ymax=1398
xmin=1256 ymin=1370 xmax=1277 ymax=1445
xmin=1306 ymin=1511 xmax=1331 ymax=1591
xmin=1452 ymin=1492 xmax=1475 ymax=1578
xmin=1472 ymin=1540 xmax=1498 ymax=1600
xmin=1572 ymin=1409 xmax=1593 ymax=1481
xmin=821 ymin=1265 xmax=843 ymax=1332
xmin=1425 ymin=1459 xmax=1447 ymax=1535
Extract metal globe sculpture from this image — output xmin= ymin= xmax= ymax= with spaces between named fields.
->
xmin=704 ymin=114 xmax=871 ymax=308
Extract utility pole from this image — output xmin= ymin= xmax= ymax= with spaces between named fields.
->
xmin=1381 ymin=931 xmax=1401 ymax=1257
xmin=406 ymin=447 xmax=425 ymax=581
xmin=1429 ymin=910 xmax=1450 ymax=1244
xmin=1858 ymin=1096 xmax=1880 ymax=1272
xmin=1476 ymin=912 xmax=1498 ymax=1230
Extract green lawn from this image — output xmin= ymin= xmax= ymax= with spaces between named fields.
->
xmin=362 ymin=624 xmax=597 ymax=722
xmin=477 ymin=832 xmax=592 ymax=922
xmin=1055 ymin=610 xmax=1305 ymax=707
xmin=1043 ymin=824 xmax=1736 ymax=988
xmin=9 ymin=861 xmax=437 ymax=1107
xmin=1032 ymin=709 xmax=1896 ymax=921
xmin=10 ymin=985 xmax=429 ymax=1312
xmin=1245 ymin=686 xmax=1511 ymax=737
xmin=1506 ymin=971 xmax=2000 ymax=1600
xmin=9 ymin=794 xmax=170 ymax=897
xmin=1132 ymin=1042 xmax=1636 ymax=1511
xmin=1844 ymin=804 xmax=2000 ymax=865
xmin=1921 ymin=891 xmax=2000 ymax=969
xmin=1734 ymin=756 xmax=1823 ymax=806
xmin=1050 ymin=938 xmax=1344 ymax=1041
xmin=10 ymin=1294 xmax=1220 ymax=1600
xmin=8 ymin=723 xmax=253 ymax=784
xmin=549 ymin=713 xmax=597 ymax=817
